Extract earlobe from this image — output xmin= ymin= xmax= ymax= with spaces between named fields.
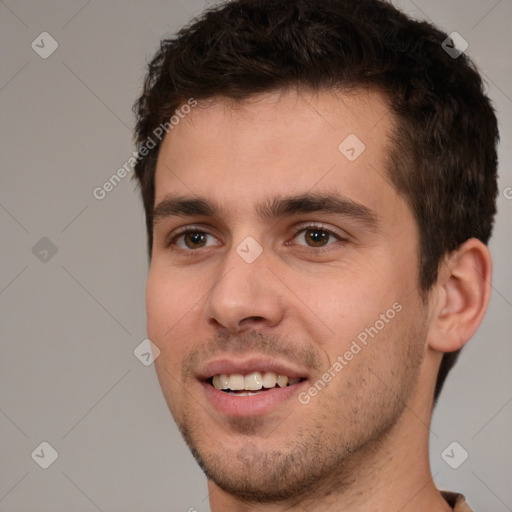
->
xmin=428 ymin=238 xmax=492 ymax=353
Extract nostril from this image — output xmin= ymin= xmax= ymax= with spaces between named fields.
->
xmin=239 ymin=316 xmax=266 ymax=327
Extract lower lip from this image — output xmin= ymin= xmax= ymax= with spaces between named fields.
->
xmin=202 ymin=381 xmax=307 ymax=417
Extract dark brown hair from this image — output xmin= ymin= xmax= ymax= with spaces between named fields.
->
xmin=133 ymin=0 xmax=499 ymax=403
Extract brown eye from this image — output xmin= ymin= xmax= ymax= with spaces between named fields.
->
xmin=183 ymin=232 xmax=207 ymax=249
xmin=289 ymin=225 xmax=344 ymax=249
xmin=169 ymin=230 xmax=218 ymax=250
xmin=304 ymin=229 xmax=330 ymax=247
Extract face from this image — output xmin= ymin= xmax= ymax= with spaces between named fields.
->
xmin=146 ymin=89 xmax=428 ymax=502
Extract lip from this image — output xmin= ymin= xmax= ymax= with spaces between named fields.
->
xmin=201 ymin=379 xmax=308 ymax=417
xmin=197 ymin=357 xmax=309 ymax=381
xmin=197 ymin=356 xmax=310 ymax=417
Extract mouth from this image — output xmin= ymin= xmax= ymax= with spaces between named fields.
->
xmin=198 ymin=358 xmax=310 ymax=417
xmin=208 ymin=371 xmax=306 ymax=396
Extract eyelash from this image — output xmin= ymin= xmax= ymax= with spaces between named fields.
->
xmin=165 ymin=225 xmax=214 ymax=250
xmin=166 ymin=223 xmax=348 ymax=253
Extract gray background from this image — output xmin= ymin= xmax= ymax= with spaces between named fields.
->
xmin=0 ymin=0 xmax=511 ymax=511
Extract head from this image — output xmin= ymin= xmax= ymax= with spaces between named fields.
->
xmin=133 ymin=0 xmax=498 ymax=504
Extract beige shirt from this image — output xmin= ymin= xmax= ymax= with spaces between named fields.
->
xmin=441 ymin=491 xmax=473 ymax=511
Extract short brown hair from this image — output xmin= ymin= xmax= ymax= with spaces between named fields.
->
xmin=133 ymin=0 xmax=499 ymax=402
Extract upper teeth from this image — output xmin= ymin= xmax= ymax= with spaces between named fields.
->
xmin=212 ymin=372 xmax=301 ymax=391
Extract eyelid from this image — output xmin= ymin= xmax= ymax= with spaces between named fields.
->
xmin=289 ymin=221 xmax=349 ymax=242
xmin=164 ymin=221 xmax=349 ymax=250
xmin=165 ymin=224 xmax=219 ymax=248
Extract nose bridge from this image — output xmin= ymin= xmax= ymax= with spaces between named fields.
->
xmin=205 ymin=239 xmax=284 ymax=332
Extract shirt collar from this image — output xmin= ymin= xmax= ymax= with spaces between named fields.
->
xmin=441 ymin=491 xmax=474 ymax=511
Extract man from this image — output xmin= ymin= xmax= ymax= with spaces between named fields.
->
xmin=133 ymin=0 xmax=498 ymax=510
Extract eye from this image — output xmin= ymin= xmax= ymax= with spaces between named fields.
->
xmin=290 ymin=225 xmax=344 ymax=248
xmin=170 ymin=230 xmax=220 ymax=250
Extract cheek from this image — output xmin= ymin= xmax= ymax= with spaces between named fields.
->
xmin=294 ymin=266 xmax=400 ymax=342
xmin=315 ymin=302 xmax=424 ymax=418
xmin=145 ymin=265 xmax=207 ymax=371
xmin=146 ymin=266 xmax=190 ymax=340
xmin=147 ymin=269 xmax=195 ymax=415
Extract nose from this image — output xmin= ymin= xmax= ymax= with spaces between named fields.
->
xmin=205 ymin=246 xmax=286 ymax=334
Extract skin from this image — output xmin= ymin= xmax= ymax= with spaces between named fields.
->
xmin=146 ymin=88 xmax=492 ymax=511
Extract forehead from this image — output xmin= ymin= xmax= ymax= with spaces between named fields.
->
xmin=154 ymin=88 xmax=403 ymax=222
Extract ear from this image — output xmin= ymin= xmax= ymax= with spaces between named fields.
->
xmin=427 ymin=238 xmax=492 ymax=353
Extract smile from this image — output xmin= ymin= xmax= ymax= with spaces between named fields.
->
xmin=198 ymin=357 xmax=310 ymax=415
xmin=210 ymin=371 xmax=304 ymax=396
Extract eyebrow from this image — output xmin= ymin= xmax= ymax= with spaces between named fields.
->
xmin=152 ymin=192 xmax=379 ymax=230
